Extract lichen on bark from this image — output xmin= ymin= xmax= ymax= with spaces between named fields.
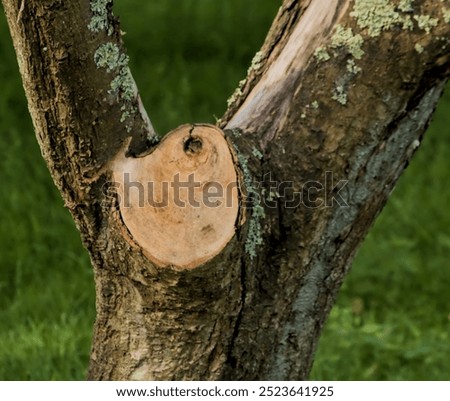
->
xmin=94 ymin=43 xmax=136 ymax=131
xmin=88 ymin=0 xmax=113 ymax=34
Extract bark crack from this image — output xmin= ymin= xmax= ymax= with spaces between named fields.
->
xmin=224 ymin=255 xmax=247 ymax=371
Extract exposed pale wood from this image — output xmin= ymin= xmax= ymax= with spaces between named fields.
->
xmin=113 ymin=124 xmax=239 ymax=269
xmin=226 ymin=0 xmax=350 ymax=136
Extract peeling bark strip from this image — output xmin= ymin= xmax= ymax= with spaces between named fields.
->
xmin=113 ymin=124 xmax=240 ymax=269
xmin=2 ymin=0 xmax=449 ymax=380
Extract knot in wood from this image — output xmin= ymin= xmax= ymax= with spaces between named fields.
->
xmin=184 ymin=136 xmax=203 ymax=155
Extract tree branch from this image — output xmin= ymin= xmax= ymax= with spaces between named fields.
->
xmin=1 ymin=0 xmax=156 ymax=213
xmin=216 ymin=0 xmax=450 ymax=379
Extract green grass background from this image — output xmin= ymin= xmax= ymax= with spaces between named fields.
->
xmin=0 ymin=0 xmax=448 ymax=380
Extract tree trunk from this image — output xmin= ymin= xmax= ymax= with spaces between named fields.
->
xmin=2 ymin=0 xmax=449 ymax=380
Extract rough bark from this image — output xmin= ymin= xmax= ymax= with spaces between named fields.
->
xmin=2 ymin=0 xmax=449 ymax=380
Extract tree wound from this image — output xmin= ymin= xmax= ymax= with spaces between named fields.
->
xmin=184 ymin=136 xmax=203 ymax=155
xmin=113 ymin=124 xmax=239 ymax=269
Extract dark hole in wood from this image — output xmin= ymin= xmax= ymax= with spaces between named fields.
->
xmin=184 ymin=136 xmax=203 ymax=155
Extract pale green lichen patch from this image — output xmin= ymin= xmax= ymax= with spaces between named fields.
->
xmin=414 ymin=15 xmax=439 ymax=33
xmin=95 ymin=43 xmax=136 ymax=130
xmin=301 ymin=101 xmax=320 ymax=117
xmin=415 ymin=43 xmax=424 ymax=53
xmin=248 ymin=51 xmax=264 ymax=74
xmin=402 ymin=15 xmax=415 ymax=30
xmin=230 ymin=128 xmax=241 ymax=138
xmin=227 ymin=79 xmax=246 ymax=108
xmin=350 ymin=0 xmax=409 ymax=37
xmin=111 ymin=67 xmax=135 ymax=102
xmin=88 ymin=0 xmax=113 ymax=35
xmin=313 ymin=25 xmax=365 ymax=103
xmin=313 ymin=25 xmax=364 ymax=67
xmin=252 ymin=146 xmax=263 ymax=160
xmin=332 ymin=85 xmax=348 ymax=105
xmin=227 ymin=51 xmax=264 ymax=110
xmin=346 ymin=58 xmax=362 ymax=74
xmin=227 ymin=87 xmax=243 ymax=108
xmin=444 ymin=9 xmax=450 ymax=23
xmin=398 ymin=0 xmax=414 ymax=12
xmin=314 ymin=46 xmax=331 ymax=62
xmin=245 ymin=204 xmax=265 ymax=258
xmin=330 ymin=25 xmax=365 ymax=59
xmin=234 ymin=148 xmax=265 ymax=259
xmin=94 ymin=43 xmax=121 ymax=72
xmin=120 ymin=108 xmax=131 ymax=123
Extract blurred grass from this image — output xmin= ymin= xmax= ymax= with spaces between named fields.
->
xmin=117 ymin=0 xmax=279 ymax=134
xmin=0 ymin=5 xmax=94 ymax=379
xmin=0 ymin=0 xmax=448 ymax=380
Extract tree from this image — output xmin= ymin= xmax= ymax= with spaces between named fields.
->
xmin=2 ymin=0 xmax=449 ymax=380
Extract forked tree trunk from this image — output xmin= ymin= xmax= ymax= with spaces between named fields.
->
xmin=2 ymin=0 xmax=449 ymax=380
